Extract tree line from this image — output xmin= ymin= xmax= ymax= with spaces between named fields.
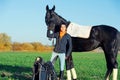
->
xmin=0 ymin=33 xmax=52 ymax=52
xmin=1 ymin=33 xmax=120 ymax=52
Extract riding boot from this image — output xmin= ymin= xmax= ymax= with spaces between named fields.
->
xmin=59 ymin=71 xmax=64 ymax=80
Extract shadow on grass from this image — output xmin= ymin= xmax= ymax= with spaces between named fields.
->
xmin=0 ymin=64 xmax=32 ymax=80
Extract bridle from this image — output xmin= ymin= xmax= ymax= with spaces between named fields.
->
xmin=48 ymin=28 xmax=55 ymax=46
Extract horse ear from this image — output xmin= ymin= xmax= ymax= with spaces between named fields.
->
xmin=52 ymin=5 xmax=55 ymax=11
xmin=46 ymin=5 xmax=49 ymax=11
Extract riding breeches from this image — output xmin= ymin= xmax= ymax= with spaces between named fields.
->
xmin=50 ymin=51 xmax=65 ymax=71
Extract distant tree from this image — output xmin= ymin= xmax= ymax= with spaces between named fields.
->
xmin=21 ymin=42 xmax=34 ymax=51
xmin=0 ymin=33 xmax=52 ymax=52
xmin=31 ymin=42 xmax=53 ymax=52
xmin=31 ymin=42 xmax=44 ymax=51
xmin=44 ymin=45 xmax=53 ymax=52
xmin=12 ymin=42 xmax=22 ymax=51
xmin=0 ymin=33 xmax=12 ymax=51
xmin=12 ymin=42 xmax=52 ymax=52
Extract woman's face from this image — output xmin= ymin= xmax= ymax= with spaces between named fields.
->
xmin=60 ymin=24 xmax=66 ymax=32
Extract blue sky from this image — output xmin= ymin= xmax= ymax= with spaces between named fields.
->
xmin=0 ymin=0 xmax=120 ymax=45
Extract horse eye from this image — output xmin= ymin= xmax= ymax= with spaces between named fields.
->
xmin=46 ymin=13 xmax=50 ymax=18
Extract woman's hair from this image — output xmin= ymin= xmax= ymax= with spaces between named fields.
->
xmin=60 ymin=22 xmax=67 ymax=26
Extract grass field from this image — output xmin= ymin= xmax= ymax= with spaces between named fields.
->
xmin=0 ymin=52 xmax=120 ymax=80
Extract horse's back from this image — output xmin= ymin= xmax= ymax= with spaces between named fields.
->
xmin=93 ymin=25 xmax=118 ymax=33
xmin=91 ymin=25 xmax=119 ymax=41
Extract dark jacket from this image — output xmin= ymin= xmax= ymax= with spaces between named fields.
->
xmin=47 ymin=30 xmax=72 ymax=57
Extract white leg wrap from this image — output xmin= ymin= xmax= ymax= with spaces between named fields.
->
xmin=67 ymin=70 xmax=72 ymax=80
xmin=106 ymin=77 xmax=109 ymax=80
xmin=71 ymin=68 xmax=77 ymax=79
xmin=113 ymin=68 xmax=118 ymax=80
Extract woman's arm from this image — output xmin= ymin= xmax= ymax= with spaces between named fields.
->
xmin=66 ymin=35 xmax=72 ymax=58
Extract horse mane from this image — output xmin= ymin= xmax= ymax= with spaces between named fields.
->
xmin=53 ymin=11 xmax=70 ymax=27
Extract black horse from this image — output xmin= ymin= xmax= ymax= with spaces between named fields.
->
xmin=45 ymin=5 xmax=120 ymax=80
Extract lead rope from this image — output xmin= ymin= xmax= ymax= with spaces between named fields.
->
xmin=52 ymin=30 xmax=55 ymax=47
xmin=52 ymin=38 xmax=55 ymax=46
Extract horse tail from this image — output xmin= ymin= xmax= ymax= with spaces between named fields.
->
xmin=117 ymin=31 xmax=120 ymax=49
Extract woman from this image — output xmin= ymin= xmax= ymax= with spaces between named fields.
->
xmin=47 ymin=23 xmax=72 ymax=80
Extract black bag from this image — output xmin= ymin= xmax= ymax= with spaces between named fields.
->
xmin=33 ymin=57 xmax=57 ymax=80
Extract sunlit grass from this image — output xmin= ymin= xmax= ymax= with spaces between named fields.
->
xmin=0 ymin=52 xmax=120 ymax=80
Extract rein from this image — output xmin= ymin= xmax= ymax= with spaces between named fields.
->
xmin=33 ymin=62 xmax=46 ymax=76
xmin=52 ymin=30 xmax=55 ymax=46
xmin=33 ymin=63 xmax=41 ymax=76
xmin=52 ymin=38 xmax=55 ymax=46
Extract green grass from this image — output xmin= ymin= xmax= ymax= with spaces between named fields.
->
xmin=0 ymin=52 xmax=120 ymax=80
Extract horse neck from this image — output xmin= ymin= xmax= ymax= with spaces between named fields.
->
xmin=59 ymin=19 xmax=70 ymax=28
xmin=66 ymin=21 xmax=70 ymax=27
xmin=54 ymin=12 xmax=70 ymax=28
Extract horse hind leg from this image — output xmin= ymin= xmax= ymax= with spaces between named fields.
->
xmin=105 ymin=52 xmax=118 ymax=80
xmin=104 ymin=53 xmax=113 ymax=80
xmin=105 ymin=69 xmax=112 ymax=80
xmin=113 ymin=68 xmax=118 ymax=80
xmin=105 ymin=68 xmax=118 ymax=80
xmin=102 ymin=39 xmax=118 ymax=80
xmin=111 ymin=39 xmax=118 ymax=80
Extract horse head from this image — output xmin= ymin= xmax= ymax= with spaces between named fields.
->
xmin=45 ymin=5 xmax=69 ymax=33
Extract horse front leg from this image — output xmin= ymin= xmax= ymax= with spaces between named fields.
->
xmin=65 ymin=54 xmax=77 ymax=80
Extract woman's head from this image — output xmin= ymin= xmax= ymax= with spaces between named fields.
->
xmin=60 ymin=24 xmax=67 ymax=32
